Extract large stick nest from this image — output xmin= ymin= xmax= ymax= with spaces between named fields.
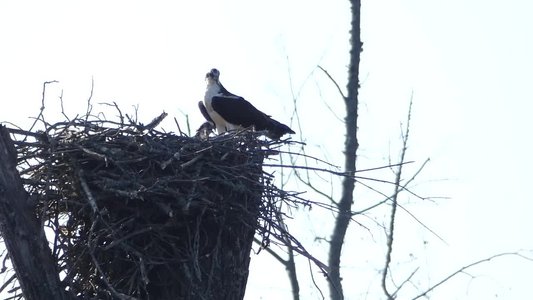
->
xmin=5 ymin=112 xmax=319 ymax=299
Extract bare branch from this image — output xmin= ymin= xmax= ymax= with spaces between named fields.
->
xmin=26 ymin=80 xmax=58 ymax=137
xmin=59 ymin=89 xmax=71 ymax=122
xmin=312 ymin=77 xmax=344 ymax=123
xmin=89 ymin=251 xmax=138 ymax=300
xmin=307 ymin=259 xmax=325 ymax=300
xmin=392 ymin=267 xmax=419 ymax=298
xmin=78 ymin=169 xmax=99 ymax=213
xmin=84 ymin=77 xmax=94 ymax=121
xmin=0 ymin=274 xmax=17 ymax=294
xmin=174 ymin=117 xmax=185 ymax=136
xmin=382 ymin=99 xmax=413 ymax=299
xmin=253 ymin=237 xmax=288 ymax=265
xmin=317 ymin=65 xmax=346 ymax=99
xmin=358 ymin=161 xmax=414 ymax=173
xmin=294 ymin=169 xmax=335 ymax=204
xmin=274 ymin=211 xmax=301 ymax=300
xmin=412 ymin=252 xmax=533 ymax=300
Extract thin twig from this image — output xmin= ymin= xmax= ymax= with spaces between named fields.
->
xmin=382 ymin=99 xmax=413 ymax=299
xmin=26 ymin=80 xmax=58 ymax=138
xmin=412 ymin=252 xmax=533 ymax=300
xmin=317 ymin=65 xmax=346 ymax=99
xmin=78 ymin=169 xmax=98 ymax=213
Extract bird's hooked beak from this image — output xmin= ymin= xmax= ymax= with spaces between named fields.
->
xmin=205 ymin=68 xmax=220 ymax=83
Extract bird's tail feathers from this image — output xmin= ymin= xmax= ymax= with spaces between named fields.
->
xmin=265 ymin=118 xmax=295 ymax=139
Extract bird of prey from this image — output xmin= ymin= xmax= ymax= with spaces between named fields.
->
xmin=198 ymin=68 xmax=295 ymax=139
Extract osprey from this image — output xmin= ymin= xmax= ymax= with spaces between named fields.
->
xmin=199 ymin=68 xmax=295 ymax=139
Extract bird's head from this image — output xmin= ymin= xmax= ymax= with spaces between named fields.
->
xmin=205 ymin=68 xmax=221 ymax=84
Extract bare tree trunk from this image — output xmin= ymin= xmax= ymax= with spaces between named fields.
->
xmin=0 ymin=126 xmax=73 ymax=300
xmin=286 ymin=246 xmax=300 ymax=300
xmin=328 ymin=0 xmax=361 ymax=299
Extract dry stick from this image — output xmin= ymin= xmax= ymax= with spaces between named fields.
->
xmin=174 ymin=117 xmax=185 ymax=136
xmin=78 ymin=169 xmax=98 ymax=213
xmin=274 ymin=222 xmax=328 ymax=273
xmin=140 ymin=112 xmax=168 ymax=132
xmin=0 ymin=274 xmax=18 ymax=294
xmin=4 ymin=289 xmax=22 ymax=300
xmin=25 ymin=80 xmax=58 ymax=141
xmin=275 ymin=149 xmax=340 ymax=169
xmin=102 ymin=227 xmax=153 ymax=251
xmin=357 ymin=161 xmax=414 ymax=173
xmin=180 ymin=155 xmax=203 ymax=168
xmin=89 ymin=252 xmax=138 ymax=300
xmin=77 ymin=145 xmax=108 ymax=162
xmin=263 ymin=164 xmax=349 ymax=177
xmin=100 ymin=102 xmax=125 ymax=125
xmin=1 ymin=252 xmax=9 ymax=273
xmin=84 ymin=77 xmax=95 ymax=122
xmin=59 ymin=89 xmax=71 ymax=122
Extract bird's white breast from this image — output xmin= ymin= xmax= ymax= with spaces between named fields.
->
xmin=204 ymin=81 xmax=230 ymax=133
xmin=203 ymin=81 xmax=220 ymax=111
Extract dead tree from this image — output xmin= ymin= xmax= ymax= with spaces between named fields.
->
xmin=0 ymin=126 xmax=73 ymax=300
xmin=327 ymin=0 xmax=361 ymax=299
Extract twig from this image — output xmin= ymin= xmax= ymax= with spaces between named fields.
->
xmin=253 ymin=237 xmax=288 ymax=265
xmin=84 ymin=77 xmax=94 ymax=122
xmin=308 ymin=259 xmax=325 ymax=300
xmin=412 ymin=252 xmax=533 ymax=300
xmin=317 ymin=65 xmax=346 ymax=99
xmin=0 ymin=274 xmax=17 ymax=294
xmin=59 ymin=89 xmax=71 ymax=122
xmin=140 ymin=112 xmax=167 ymax=132
xmin=78 ymin=169 xmax=98 ymax=213
xmin=89 ymin=252 xmax=138 ymax=300
xmin=174 ymin=117 xmax=185 ymax=136
xmin=392 ymin=267 xmax=419 ymax=298
xmin=26 ymin=80 xmax=58 ymax=138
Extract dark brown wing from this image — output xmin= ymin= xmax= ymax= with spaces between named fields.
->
xmin=211 ymin=96 xmax=294 ymax=139
xmin=198 ymin=101 xmax=214 ymax=124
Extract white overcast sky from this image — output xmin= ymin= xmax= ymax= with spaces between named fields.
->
xmin=1 ymin=1 xmax=532 ymax=299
